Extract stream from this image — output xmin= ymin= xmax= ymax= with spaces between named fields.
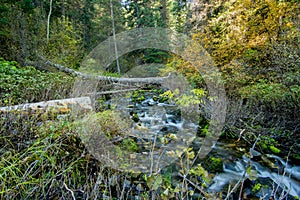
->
xmin=103 ymin=90 xmax=300 ymax=199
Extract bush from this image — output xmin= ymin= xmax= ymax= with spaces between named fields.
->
xmin=0 ymin=58 xmax=74 ymax=106
xmin=239 ymin=79 xmax=300 ymax=111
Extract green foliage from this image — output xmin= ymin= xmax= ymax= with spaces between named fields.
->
xmin=198 ymin=124 xmax=209 ymax=137
xmin=193 ymin=0 xmax=300 ymax=112
xmin=208 ymin=157 xmax=223 ymax=173
xmin=0 ymin=0 xmax=124 ymax=66
xmin=43 ymin=17 xmax=83 ymax=69
xmin=125 ymin=63 xmax=165 ymax=78
xmin=123 ymin=0 xmax=163 ymax=28
xmin=257 ymin=136 xmax=281 ymax=154
xmin=196 ymin=0 xmax=300 ymax=67
xmin=160 ymin=88 xmax=206 ymax=107
xmin=0 ymin=4 xmax=9 ymax=37
xmin=252 ymin=183 xmax=262 ymax=192
xmin=121 ymin=138 xmax=138 ymax=152
xmin=94 ymin=110 xmax=131 ymax=138
xmin=188 ymin=164 xmax=212 ymax=187
xmin=163 ymin=55 xmax=206 ymax=88
xmin=146 ymin=174 xmax=163 ymax=190
xmin=1 ymin=0 xmax=300 ymax=198
xmin=0 ymin=115 xmax=89 ymax=199
xmin=131 ymin=90 xmax=146 ymax=102
xmin=269 ymin=145 xmax=281 ymax=154
xmin=143 ymin=49 xmax=169 ymax=64
xmin=170 ymin=0 xmax=189 ymax=32
xmin=239 ymin=79 xmax=300 ymax=110
xmin=0 ymin=58 xmax=73 ymax=106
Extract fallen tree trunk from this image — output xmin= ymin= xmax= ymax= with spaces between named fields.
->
xmin=37 ymin=56 xmax=170 ymax=84
xmin=0 ymin=97 xmax=93 ymax=114
xmin=91 ymin=88 xmax=139 ymax=97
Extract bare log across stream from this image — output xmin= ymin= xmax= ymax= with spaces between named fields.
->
xmin=37 ymin=56 xmax=170 ymax=85
xmin=0 ymin=97 xmax=93 ymax=114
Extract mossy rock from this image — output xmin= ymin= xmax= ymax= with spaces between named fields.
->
xmin=132 ymin=113 xmax=140 ymax=122
xmin=208 ymin=157 xmax=223 ymax=172
xmin=152 ymin=96 xmax=158 ymax=101
xmin=158 ymin=96 xmax=169 ymax=103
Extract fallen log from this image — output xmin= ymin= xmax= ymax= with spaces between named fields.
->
xmin=36 ymin=56 xmax=170 ymax=84
xmin=90 ymin=88 xmax=139 ymax=97
xmin=0 ymin=97 xmax=93 ymax=115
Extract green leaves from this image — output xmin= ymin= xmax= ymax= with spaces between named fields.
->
xmin=160 ymin=88 xmax=206 ymax=107
xmin=146 ymin=174 xmax=163 ymax=190
xmin=0 ymin=58 xmax=73 ymax=106
xmin=246 ymin=166 xmax=258 ymax=181
xmin=188 ymin=164 xmax=212 ymax=187
xmin=239 ymin=79 xmax=300 ymax=110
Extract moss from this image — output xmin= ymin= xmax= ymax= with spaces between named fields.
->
xmin=269 ymin=145 xmax=281 ymax=154
xmin=252 ymin=183 xmax=262 ymax=192
xmin=121 ymin=138 xmax=138 ymax=152
xmin=132 ymin=113 xmax=140 ymax=122
xmin=131 ymin=90 xmax=146 ymax=102
xmin=209 ymin=157 xmax=223 ymax=172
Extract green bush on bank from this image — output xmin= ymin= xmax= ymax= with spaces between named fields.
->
xmin=0 ymin=57 xmax=74 ymax=106
xmin=239 ymin=79 xmax=300 ymax=110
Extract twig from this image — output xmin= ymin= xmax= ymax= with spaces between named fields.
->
xmin=150 ymin=134 xmax=157 ymax=175
xmin=120 ymin=176 xmax=127 ymax=200
xmin=178 ymin=174 xmax=207 ymax=196
xmin=224 ymin=179 xmax=242 ymax=200
xmin=238 ymin=178 xmax=245 ymax=200
xmin=225 ymin=160 xmax=250 ymax=200
xmin=63 ymin=182 xmax=76 ymax=200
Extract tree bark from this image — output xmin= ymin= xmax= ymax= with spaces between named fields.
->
xmin=38 ymin=56 xmax=170 ymax=85
xmin=110 ymin=0 xmax=121 ymax=75
xmin=160 ymin=0 xmax=168 ymax=27
xmin=0 ymin=97 xmax=93 ymax=114
xmin=47 ymin=0 xmax=53 ymax=44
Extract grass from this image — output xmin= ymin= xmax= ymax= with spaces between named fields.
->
xmin=0 ymin=109 xmax=212 ymax=199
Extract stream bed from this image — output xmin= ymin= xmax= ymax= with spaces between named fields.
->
xmin=101 ymin=89 xmax=300 ymax=199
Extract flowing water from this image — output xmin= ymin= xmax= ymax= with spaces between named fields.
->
xmin=107 ymin=91 xmax=300 ymax=199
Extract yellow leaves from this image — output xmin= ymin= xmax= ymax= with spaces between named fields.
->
xmin=188 ymin=164 xmax=212 ymax=186
xmin=248 ymin=33 xmax=269 ymax=48
xmin=186 ymin=147 xmax=195 ymax=160
xmin=146 ymin=174 xmax=163 ymax=190
xmin=195 ymin=0 xmax=299 ymax=69
xmin=160 ymin=88 xmax=205 ymax=108
xmin=160 ymin=89 xmax=176 ymax=99
xmin=286 ymin=22 xmax=294 ymax=28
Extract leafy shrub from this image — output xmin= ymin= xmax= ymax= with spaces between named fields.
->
xmin=239 ymin=79 xmax=300 ymax=110
xmin=0 ymin=58 xmax=74 ymax=106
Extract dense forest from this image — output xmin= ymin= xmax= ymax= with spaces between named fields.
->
xmin=0 ymin=0 xmax=299 ymax=199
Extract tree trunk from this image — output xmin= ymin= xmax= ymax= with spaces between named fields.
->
xmin=36 ymin=56 xmax=170 ymax=85
xmin=0 ymin=97 xmax=93 ymax=114
xmin=110 ymin=0 xmax=121 ymax=75
xmin=160 ymin=0 xmax=168 ymax=27
xmin=47 ymin=0 xmax=53 ymax=44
